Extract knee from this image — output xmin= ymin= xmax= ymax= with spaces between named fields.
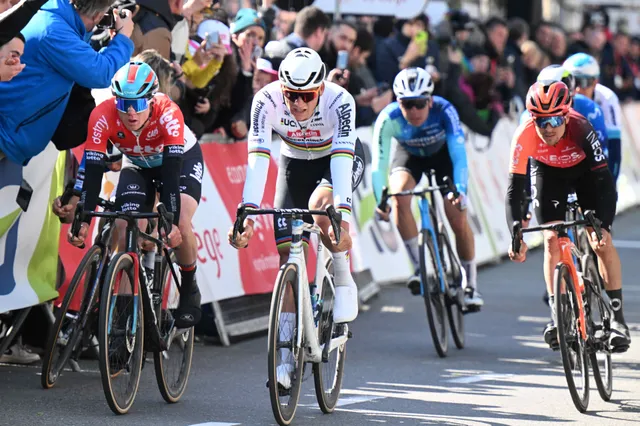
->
xmin=308 ymin=195 xmax=329 ymax=211
xmin=178 ymin=219 xmax=192 ymax=238
xmin=392 ymin=195 xmax=411 ymax=213
xmin=543 ymin=231 xmax=559 ymax=254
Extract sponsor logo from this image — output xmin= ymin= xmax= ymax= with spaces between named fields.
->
xmin=263 ymin=91 xmax=276 ymax=107
xmin=511 ymin=143 xmax=523 ymax=167
xmin=328 ymin=92 xmax=344 ymax=109
xmin=190 ymin=162 xmax=204 ymax=183
xmin=121 ymin=202 xmax=141 ymax=212
xmin=117 ymin=131 xmax=125 ymax=139
xmin=537 ymin=152 xmax=584 ymax=164
xmin=159 ymin=109 xmax=181 ymax=137
xmin=352 ymin=156 xmax=364 ymax=188
xmin=336 ymin=103 xmax=352 ymax=138
xmin=286 ymin=129 xmax=321 ymax=138
xmin=445 ymin=106 xmax=462 ymax=131
xmin=252 ymin=100 xmax=266 ymax=136
xmin=114 ymin=143 xmax=164 ymax=155
xmin=586 ymin=130 xmax=605 ymax=162
xmin=92 ymin=115 xmax=109 ymax=144
xmin=145 ymin=128 xmax=159 ymax=140
xmin=85 ymin=151 xmax=104 ymax=162
xmin=127 ymin=184 xmax=140 ymax=191
xmin=277 ymin=217 xmax=287 ymax=230
xmin=530 ymin=165 xmax=540 ymax=210
xmin=551 ymin=200 xmax=560 ymax=208
xmin=281 ymin=118 xmax=296 ymax=126
xmin=226 ymin=165 xmax=247 ymax=184
xmin=167 ymin=145 xmax=184 ymax=156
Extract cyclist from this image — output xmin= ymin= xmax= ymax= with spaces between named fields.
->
xmin=507 ymin=80 xmax=630 ymax=352
xmin=563 ymin=53 xmax=623 ymax=184
xmin=67 ymin=61 xmax=204 ymax=329
xmin=371 ymin=67 xmax=480 ymax=310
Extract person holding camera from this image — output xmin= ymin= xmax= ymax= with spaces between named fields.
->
xmin=0 ymin=0 xmax=134 ymax=165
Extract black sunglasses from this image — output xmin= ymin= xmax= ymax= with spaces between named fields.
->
xmin=400 ymin=97 xmax=429 ymax=110
xmin=283 ymin=89 xmax=319 ymax=103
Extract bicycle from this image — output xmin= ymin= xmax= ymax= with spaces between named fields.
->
xmin=512 ymin=210 xmax=614 ymax=412
xmin=377 ymin=174 xmax=465 ymax=358
xmin=41 ymin=188 xmax=115 ymax=389
xmin=232 ymin=204 xmax=351 ymax=426
xmin=70 ymin=201 xmax=194 ymax=414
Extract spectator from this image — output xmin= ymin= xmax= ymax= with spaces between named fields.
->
xmin=534 ymin=21 xmax=554 ymax=54
xmin=508 ymin=17 xmax=529 ymax=50
xmin=240 ymin=53 xmax=281 ymax=126
xmin=319 ymin=20 xmax=357 ymax=70
xmin=0 ymin=0 xmax=134 ymax=165
xmin=0 ymin=0 xmax=48 ymax=46
xmin=182 ymin=18 xmax=228 ymax=89
xmin=567 ymin=15 xmax=609 ymax=59
xmin=368 ymin=15 xmax=394 ymax=74
xmin=347 ymin=26 xmax=393 ymax=127
xmin=171 ymin=0 xmax=215 ymax=63
xmin=549 ymin=26 xmax=568 ymax=63
xmin=521 ymin=40 xmax=550 ymax=87
xmin=264 ymin=5 xmax=329 ymax=57
xmin=602 ymin=31 xmax=635 ymax=101
xmin=484 ymin=16 xmax=524 ymax=110
xmin=131 ymin=0 xmax=183 ymax=59
xmin=629 ymin=36 xmax=640 ymax=98
xmin=0 ymin=32 xmax=24 ymax=82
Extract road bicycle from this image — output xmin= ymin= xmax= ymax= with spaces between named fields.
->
xmin=232 ymin=204 xmax=351 ymax=426
xmin=70 ymin=201 xmax=194 ymax=414
xmin=512 ymin=210 xmax=614 ymax=412
xmin=377 ymin=174 xmax=465 ymax=358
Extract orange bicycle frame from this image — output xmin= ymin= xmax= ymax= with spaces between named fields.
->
xmin=557 ymin=236 xmax=587 ymax=340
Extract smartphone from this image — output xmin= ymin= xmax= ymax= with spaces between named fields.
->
xmin=337 ymin=50 xmax=349 ymax=70
xmin=376 ymin=82 xmax=390 ymax=95
xmin=206 ymin=31 xmax=219 ymax=50
xmin=414 ymin=30 xmax=428 ymax=55
xmin=252 ymin=45 xmax=263 ymax=60
xmin=16 ymin=178 xmax=33 ymax=212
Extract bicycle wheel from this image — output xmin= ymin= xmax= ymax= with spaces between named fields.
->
xmin=438 ymin=226 xmax=464 ymax=350
xmin=154 ymin=252 xmax=195 ymax=403
xmin=313 ymin=258 xmax=346 ymax=413
xmin=583 ymin=255 xmax=612 ymax=401
xmin=98 ymin=252 xmax=145 ymax=415
xmin=268 ymin=263 xmax=304 ymax=426
xmin=41 ymin=245 xmax=103 ymax=389
xmin=554 ymin=263 xmax=590 ymax=412
xmin=420 ymin=229 xmax=448 ymax=358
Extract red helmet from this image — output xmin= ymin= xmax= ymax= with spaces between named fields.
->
xmin=526 ymin=81 xmax=571 ymax=117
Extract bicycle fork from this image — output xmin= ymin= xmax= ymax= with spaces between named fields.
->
xmin=418 ymin=197 xmax=447 ymax=294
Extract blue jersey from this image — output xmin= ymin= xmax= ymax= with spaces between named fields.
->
xmin=519 ymin=94 xmax=608 ymax=148
xmin=371 ymin=96 xmax=468 ymax=201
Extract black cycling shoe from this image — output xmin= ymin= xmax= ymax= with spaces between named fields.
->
xmin=174 ymin=285 xmax=202 ymax=328
xmin=407 ymin=274 xmax=421 ymax=295
xmin=544 ymin=323 xmax=559 ymax=351
xmin=610 ymin=320 xmax=631 ymax=353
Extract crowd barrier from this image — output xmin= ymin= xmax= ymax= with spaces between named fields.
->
xmin=3 ymin=104 xmax=640 ymax=345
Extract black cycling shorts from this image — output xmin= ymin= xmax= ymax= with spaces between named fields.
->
xmin=529 ymin=159 xmax=615 ymax=231
xmin=390 ymin=143 xmax=453 ymax=195
xmin=115 ymin=143 xmax=203 ymax=214
xmin=273 ymin=138 xmax=365 ymax=248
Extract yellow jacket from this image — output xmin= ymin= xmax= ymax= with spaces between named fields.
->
xmin=182 ymin=46 xmax=224 ymax=89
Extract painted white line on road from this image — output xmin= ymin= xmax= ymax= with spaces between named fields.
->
xmin=380 ymin=305 xmax=405 ymax=313
xmin=336 ymin=395 xmax=386 ymax=407
xmin=190 ymin=423 xmax=241 ymax=426
xmin=517 ymin=315 xmax=550 ymax=324
xmin=498 ymin=357 xmax=550 ymax=365
xmin=613 ymin=239 xmax=640 ymax=249
xmin=445 ymin=373 xmax=514 ymax=384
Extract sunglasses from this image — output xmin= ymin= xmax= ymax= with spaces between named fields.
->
xmin=534 ymin=115 xmax=565 ymax=128
xmin=116 ymin=97 xmax=149 ymax=113
xmin=400 ymin=97 xmax=429 ymax=110
xmin=283 ymin=89 xmax=319 ymax=103
xmin=575 ymin=77 xmax=597 ymax=89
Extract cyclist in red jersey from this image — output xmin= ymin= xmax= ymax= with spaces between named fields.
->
xmin=506 ymin=80 xmax=630 ymax=351
xmin=68 ymin=61 xmax=204 ymax=328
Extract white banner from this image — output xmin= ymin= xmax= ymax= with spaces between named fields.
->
xmin=312 ymin=0 xmax=428 ymax=19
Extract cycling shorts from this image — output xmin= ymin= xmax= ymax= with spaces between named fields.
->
xmin=273 ymin=138 xmax=365 ymax=248
xmin=115 ymin=143 xmax=203 ymax=214
xmin=529 ymin=158 xmax=615 ymax=231
xmin=390 ymin=143 xmax=453 ymax=195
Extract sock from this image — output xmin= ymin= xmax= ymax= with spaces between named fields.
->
xmin=279 ymin=312 xmax=296 ymax=364
xmin=461 ymin=260 xmax=477 ymax=290
xmin=548 ymin=295 xmax=556 ymax=325
xmin=332 ymin=251 xmax=354 ymax=287
xmin=142 ymin=250 xmax=155 ymax=270
xmin=606 ymin=289 xmax=626 ymax=324
xmin=404 ymin=237 xmax=420 ymax=271
xmin=179 ymin=263 xmax=197 ymax=295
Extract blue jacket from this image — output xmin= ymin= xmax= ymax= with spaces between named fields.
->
xmin=0 ymin=0 xmax=133 ymax=165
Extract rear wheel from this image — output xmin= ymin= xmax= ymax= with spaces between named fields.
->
xmin=554 ymin=263 xmax=589 ymax=412
xmin=268 ymin=263 xmax=304 ymax=426
xmin=439 ymin=227 xmax=464 ymax=350
xmin=420 ymin=229 xmax=448 ymax=358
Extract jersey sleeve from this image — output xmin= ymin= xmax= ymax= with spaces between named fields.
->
xmin=442 ymin=104 xmax=468 ymax=194
xmin=80 ymin=104 xmax=111 ymax=218
xmin=576 ymin=119 xmax=608 ymax=172
xmin=588 ymin=104 xmax=608 ymax=148
xmin=158 ymin=101 xmax=185 ymax=147
xmin=330 ymin=90 xmax=357 ymax=224
xmin=602 ymin=91 xmax=622 ymax=141
xmin=241 ymin=90 xmax=275 ymax=210
xmin=157 ymin=102 xmax=185 ymax=225
xmin=371 ymin=107 xmax=396 ymax=203
xmin=508 ymin=122 xmax=533 ymax=175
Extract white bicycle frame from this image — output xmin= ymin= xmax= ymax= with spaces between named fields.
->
xmin=277 ymin=217 xmax=349 ymax=363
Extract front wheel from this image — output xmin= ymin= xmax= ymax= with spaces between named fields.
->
xmin=439 ymin=226 xmax=464 ymax=350
xmin=554 ymin=263 xmax=589 ymax=412
xmin=268 ymin=263 xmax=304 ymax=426
xmin=420 ymin=230 xmax=448 ymax=358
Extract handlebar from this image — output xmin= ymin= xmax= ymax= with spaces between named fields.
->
xmin=377 ymin=176 xmax=459 ymax=213
xmin=232 ymin=204 xmax=343 ymax=247
xmin=511 ymin=210 xmax=603 ymax=255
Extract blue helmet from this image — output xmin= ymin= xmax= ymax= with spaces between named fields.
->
xmin=563 ymin=53 xmax=600 ymax=79
xmin=111 ymin=61 xmax=159 ymax=99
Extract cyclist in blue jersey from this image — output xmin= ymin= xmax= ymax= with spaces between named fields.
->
xmin=372 ymin=67 xmax=481 ymax=310
xmin=563 ymin=53 xmax=623 ymax=184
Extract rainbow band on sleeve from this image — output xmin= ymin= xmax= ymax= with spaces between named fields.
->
xmin=276 ymin=235 xmax=311 ymax=248
xmin=248 ymin=147 xmax=271 ymax=158
xmin=336 ymin=203 xmax=352 ymax=217
xmin=244 ymin=202 xmax=260 ymax=209
xmin=331 ymin=148 xmax=355 ymax=159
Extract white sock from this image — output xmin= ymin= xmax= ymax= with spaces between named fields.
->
xmin=279 ymin=312 xmax=296 ymax=364
xmin=404 ymin=237 xmax=420 ymax=271
xmin=142 ymin=250 xmax=155 ymax=270
xmin=332 ymin=251 xmax=354 ymax=287
xmin=461 ymin=260 xmax=477 ymax=290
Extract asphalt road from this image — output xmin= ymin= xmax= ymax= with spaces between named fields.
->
xmin=2 ymin=210 xmax=640 ymax=426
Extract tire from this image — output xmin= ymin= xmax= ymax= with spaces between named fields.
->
xmin=439 ymin=226 xmax=464 ymax=350
xmin=313 ymin=258 xmax=346 ymax=413
xmin=554 ymin=263 xmax=590 ymax=412
xmin=154 ymin=252 xmax=194 ymax=403
xmin=98 ymin=252 xmax=145 ymax=415
xmin=41 ymin=245 xmax=103 ymax=389
xmin=268 ymin=263 xmax=304 ymax=426
xmin=582 ymin=255 xmax=613 ymax=402
xmin=420 ymin=229 xmax=448 ymax=358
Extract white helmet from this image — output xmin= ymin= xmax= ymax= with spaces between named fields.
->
xmin=278 ymin=48 xmax=326 ymax=91
xmin=537 ymin=64 xmax=575 ymax=93
xmin=393 ymin=67 xmax=434 ymax=100
xmin=563 ymin=53 xmax=600 ymax=79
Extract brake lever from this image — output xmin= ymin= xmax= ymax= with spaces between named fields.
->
xmin=70 ymin=203 xmax=86 ymax=249
xmin=377 ymin=187 xmax=389 ymax=213
xmin=232 ymin=204 xmax=247 ymax=246
xmin=156 ymin=203 xmax=174 ymax=242
xmin=583 ymin=210 xmax=603 ymax=242
xmin=326 ymin=205 xmax=342 ymax=244
xmin=511 ymin=221 xmax=522 ymax=255
xmin=442 ymin=176 xmax=460 ymax=199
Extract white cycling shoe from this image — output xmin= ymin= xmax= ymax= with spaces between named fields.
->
xmin=276 ymin=362 xmax=294 ymax=389
xmin=333 ymin=282 xmax=359 ymax=323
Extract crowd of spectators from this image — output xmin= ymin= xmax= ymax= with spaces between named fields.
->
xmin=1 ymin=0 xmax=640 ymax=362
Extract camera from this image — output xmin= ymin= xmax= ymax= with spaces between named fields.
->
xmin=96 ymin=0 xmax=137 ymax=30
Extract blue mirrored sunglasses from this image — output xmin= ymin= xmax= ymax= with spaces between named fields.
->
xmin=534 ymin=115 xmax=565 ymax=128
xmin=116 ymin=97 xmax=149 ymax=113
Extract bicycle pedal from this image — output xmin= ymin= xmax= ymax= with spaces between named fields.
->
xmin=612 ymin=344 xmax=629 ymax=354
xmin=347 ymin=331 xmax=353 ymax=339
